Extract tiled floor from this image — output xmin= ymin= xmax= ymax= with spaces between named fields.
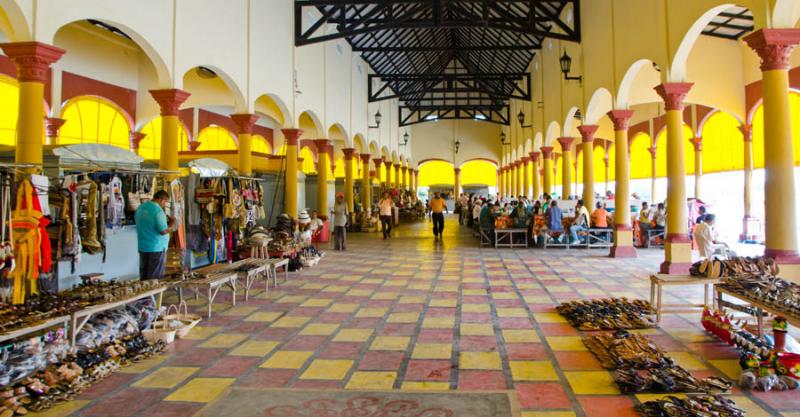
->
xmin=40 ymin=216 xmax=797 ymax=417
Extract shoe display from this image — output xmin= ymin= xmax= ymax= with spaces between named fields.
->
xmin=556 ymin=298 xmax=656 ymax=330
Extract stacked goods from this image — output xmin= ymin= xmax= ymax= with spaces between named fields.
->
xmin=59 ymin=279 xmax=163 ymax=306
xmin=583 ymin=331 xmax=672 ymax=369
xmin=556 ymin=298 xmax=656 ymax=330
xmin=701 ymin=309 xmax=772 ymax=358
xmin=0 ymin=330 xmax=69 ymax=387
xmin=635 ymin=395 xmax=744 ymax=417
xmin=717 ymin=274 xmax=800 ymax=320
xmin=614 ymin=366 xmax=732 ymax=394
xmin=0 ymin=294 xmax=86 ymax=335
xmin=690 ymin=256 xmax=778 ymax=279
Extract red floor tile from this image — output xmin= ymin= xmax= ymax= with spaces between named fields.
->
xmin=238 ymin=369 xmax=296 ymax=388
xmin=77 ymin=373 xmax=137 ymax=399
xmin=169 ymin=348 xmax=228 ymax=366
xmin=291 ymin=380 xmax=342 ymax=389
xmin=460 ymin=312 xmax=493 ymax=323
xmin=458 ymin=370 xmax=508 ymax=390
xmin=417 ymin=329 xmax=454 ymax=342
xmin=282 ymin=336 xmax=328 ymax=350
xmin=200 ymin=356 xmax=260 ymax=377
xmin=83 ymin=388 xmax=165 ymax=417
xmin=381 ymin=323 xmax=418 ymax=336
xmin=504 ymin=343 xmax=549 ymax=360
xmin=538 ymin=323 xmax=580 ymax=336
xmin=516 ymin=382 xmax=572 ymax=409
xmin=404 ymin=359 xmax=452 ymax=381
xmin=139 ymin=402 xmax=204 ymax=417
xmin=256 ymin=327 xmax=297 ymax=340
xmin=554 ymin=351 xmax=603 ymax=370
xmin=459 ymin=336 xmax=498 ymax=351
xmin=358 ymin=351 xmax=405 ymax=370
xmin=318 ymin=342 xmax=364 ymax=359
xmin=347 ymin=318 xmax=383 ymax=328
xmin=578 ymin=396 xmax=638 ymax=417
xmin=392 ymin=303 xmax=425 ymax=312
xmin=316 ymin=312 xmax=353 ymax=323
xmin=498 ymin=318 xmax=534 ymax=329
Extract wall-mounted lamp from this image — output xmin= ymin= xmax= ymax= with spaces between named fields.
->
xmin=368 ymin=110 xmax=382 ymax=129
xmin=500 ymin=131 xmax=511 ymax=147
xmin=517 ymin=111 xmax=531 ymax=128
xmin=559 ymin=50 xmax=582 ymax=84
xmin=454 ymin=138 xmax=461 ymax=154
xmin=399 ymin=131 xmax=409 ymax=148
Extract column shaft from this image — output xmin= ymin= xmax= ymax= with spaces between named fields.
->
xmin=315 ymin=140 xmax=331 ymax=214
xmin=282 ymin=129 xmax=303 ymax=216
xmin=608 ymin=110 xmax=637 ymax=258
xmin=578 ymin=126 xmax=598 ymax=210
xmin=541 ymin=147 xmax=553 ymax=196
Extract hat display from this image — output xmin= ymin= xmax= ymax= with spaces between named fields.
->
xmin=298 ymin=210 xmax=311 ymax=224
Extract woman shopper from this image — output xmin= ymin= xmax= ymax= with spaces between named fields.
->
xmin=332 ymin=193 xmax=348 ymax=250
xmin=378 ymin=192 xmax=394 ymax=239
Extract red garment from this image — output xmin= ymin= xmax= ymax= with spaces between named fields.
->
xmin=20 ymin=186 xmax=51 ymax=274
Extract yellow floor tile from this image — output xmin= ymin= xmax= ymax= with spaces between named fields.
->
xmin=460 ymin=323 xmax=495 ymax=336
xmin=133 ymin=367 xmax=198 ymax=389
xmin=708 ymin=359 xmax=742 ymax=379
xmin=461 ymin=304 xmax=491 ymax=313
xmin=408 ymin=284 xmax=431 ymax=291
xmin=260 ymin=351 xmax=314 ymax=369
xmin=321 ymin=285 xmax=350 ymax=292
xmin=577 ymin=287 xmax=605 ymax=296
xmin=401 ymin=381 xmax=451 ymax=391
xmin=346 ymin=289 xmax=374 ymax=296
xmin=497 ymin=308 xmax=528 ymax=318
xmin=362 ymin=278 xmax=385 ymax=284
xmin=244 ymin=312 xmax=283 ymax=322
xmin=523 ymin=295 xmax=553 ymax=304
xmin=463 ymin=289 xmax=487 ymax=296
xmin=28 ymin=400 xmax=89 ymax=417
xmin=387 ymin=312 xmax=420 ymax=323
xmin=230 ymin=340 xmax=279 ymax=357
xmin=521 ymin=412 xmax=577 ymax=417
xmin=510 ymin=361 xmax=559 ymax=381
xmin=412 ymin=343 xmax=453 ymax=359
xmin=459 ymin=351 xmax=502 ymax=370
xmin=533 ymin=312 xmax=568 ymax=323
xmin=271 ymin=316 xmax=312 ymax=328
xmin=327 ymin=303 xmax=359 ymax=313
xmin=371 ymin=292 xmax=398 ymax=300
xmin=164 ymin=377 xmax=234 ymax=403
xmin=727 ymin=396 xmax=773 ymax=417
xmin=429 ymin=298 xmax=458 ymax=307
xmin=635 ymin=394 xmax=687 ymax=403
xmin=546 ymin=336 xmax=587 ymax=352
xmin=564 ymin=277 xmax=589 ymax=283
xmin=117 ymin=355 xmax=168 ymax=374
xmin=502 ymin=329 xmax=540 ymax=343
xmin=564 ymin=371 xmax=619 ymax=395
xmin=198 ymin=333 xmax=248 ymax=348
xmin=220 ymin=305 xmax=258 ymax=316
xmin=356 ymin=307 xmax=388 ymax=318
xmin=300 ymin=359 xmax=353 ymax=380
xmin=399 ymin=295 xmax=427 ymax=303
xmin=346 ymin=371 xmax=397 ymax=390
xmin=181 ymin=326 xmax=221 ymax=340
xmin=300 ymin=323 xmax=340 ymax=336
xmin=370 ymin=336 xmax=410 ymax=351
xmin=493 ymin=292 xmax=519 ymax=300
xmin=300 ymin=298 xmax=333 ymax=307
xmin=517 ymin=283 xmax=542 ymax=290
xmin=463 ymin=278 xmax=485 ymax=283
xmin=422 ymin=316 xmax=455 ymax=328
xmin=333 ymin=328 xmax=374 ymax=342
xmin=667 ymin=351 xmax=707 ymax=370
xmin=276 ymin=295 xmax=308 ymax=303
xmin=300 ymin=282 xmax=326 ymax=290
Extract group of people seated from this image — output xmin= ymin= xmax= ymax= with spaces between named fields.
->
xmin=636 ymin=201 xmax=667 ymax=248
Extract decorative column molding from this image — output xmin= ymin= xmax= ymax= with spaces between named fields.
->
xmin=45 ymin=117 xmax=66 ymax=145
xmin=231 ymin=113 xmax=258 ymax=135
xmin=744 ymin=28 xmax=800 ymax=71
xmin=578 ymin=125 xmax=598 ymax=209
xmin=0 ymin=42 xmax=65 ymax=83
xmin=128 ymin=131 xmax=146 ymax=153
xmin=149 ymin=89 xmax=191 ymax=117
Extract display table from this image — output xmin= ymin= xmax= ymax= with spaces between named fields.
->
xmin=70 ymin=286 xmax=166 ymax=345
xmin=494 ymin=228 xmax=528 ymax=248
xmin=0 ymin=315 xmax=71 ymax=345
xmin=172 ymin=269 xmax=238 ymax=319
xmin=715 ymin=285 xmax=800 ymax=338
xmin=649 ymin=274 xmax=719 ymax=322
xmin=270 ymin=258 xmax=290 ymax=284
xmin=233 ymin=258 xmax=273 ymax=301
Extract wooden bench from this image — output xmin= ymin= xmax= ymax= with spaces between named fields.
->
xmin=646 ymin=228 xmax=665 ymax=247
xmin=649 ymin=274 xmax=719 ymax=322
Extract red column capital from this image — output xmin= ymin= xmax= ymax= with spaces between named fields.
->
xmin=149 ymin=89 xmax=190 ymax=116
xmin=654 ymin=83 xmax=693 ymax=111
xmin=0 ymin=42 xmax=64 ymax=83
xmin=188 ymin=141 xmax=202 ymax=151
xmin=557 ymin=136 xmax=575 ymax=151
xmin=313 ymin=139 xmax=333 ymax=157
xmin=647 ymin=145 xmax=657 ymax=158
xmin=129 ymin=131 xmax=146 ymax=151
xmin=454 ymin=167 xmax=461 ymax=175
xmin=744 ymin=29 xmax=800 ymax=71
xmin=342 ymin=148 xmax=356 ymax=160
xmin=401 ymin=166 xmax=407 ymax=173
xmin=607 ymin=109 xmax=635 ymax=131
xmin=45 ymin=117 xmax=66 ymax=137
xmin=393 ymin=163 xmax=401 ymax=169
xmin=690 ymin=137 xmax=703 ymax=152
xmin=281 ymin=128 xmax=303 ymax=146
xmin=739 ymin=124 xmax=753 ymax=142
xmin=230 ymin=113 xmax=259 ymax=135
xmin=540 ymin=146 xmax=554 ymax=159
xmin=530 ymin=151 xmax=540 ymax=162
xmin=521 ymin=156 xmax=531 ymax=164
xmin=359 ymin=153 xmax=371 ymax=163
xmin=373 ymin=158 xmax=384 ymax=169
xmin=578 ymin=125 xmax=599 ymax=143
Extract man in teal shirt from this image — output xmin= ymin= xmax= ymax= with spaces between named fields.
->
xmin=135 ymin=190 xmax=175 ymax=279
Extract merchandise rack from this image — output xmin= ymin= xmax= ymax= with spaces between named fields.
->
xmin=69 ymin=286 xmax=166 ymax=346
xmin=715 ymin=284 xmax=800 ymax=338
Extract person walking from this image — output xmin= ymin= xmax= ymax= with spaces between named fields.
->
xmin=135 ymin=190 xmax=175 ymax=279
xmin=430 ymin=192 xmax=446 ymax=239
xmin=378 ymin=191 xmax=394 ymax=239
xmin=332 ymin=193 xmax=348 ymax=250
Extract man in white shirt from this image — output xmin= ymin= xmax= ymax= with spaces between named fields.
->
xmin=693 ymin=214 xmax=733 ymax=259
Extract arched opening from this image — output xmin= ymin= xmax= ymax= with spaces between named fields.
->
xmin=138 ymin=116 xmax=191 ymax=160
xmin=418 ymin=160 xmax=455 ymax=187
xmin=629 ymin=133 xmax=652 ymax=179
xmin=751 ymin=92 xmax=800 ymax=168
xmin=459 ymin=159 xmax=497 ymax=188
xmin=58 ymin=96 xmax=131 ymax=149
xmin=300 ymin=146 xmax=316 ymax=174
xmin=702 ymin=111 xmax=744 ymax=173
xmin=252 ymin=134 xmax=271 ymax=154
xmin=196 ymin=126 xmax=237 ymax=151
xmin=0 ymin=75 xmax=21 ymax=147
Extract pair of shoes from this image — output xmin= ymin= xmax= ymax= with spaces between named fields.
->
xmin=570 ymin=239 xmax=581 ymax=245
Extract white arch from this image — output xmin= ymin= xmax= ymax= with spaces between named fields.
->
xmin=773 ymin=0 xmax=800 ymax=27
xmin=524 ymin=137 xmax=533 ymax=154
xmin=534 ymin=132 xmax=543 ymax=150
xmin=545 ymin=121 xmax=561 ymax=146
xmin=616 ymin=59 xmax=653 ymax=109
xmin=182 ymin=65 xmax=247 ymax=113
xmin=255 ymin=93 xmax=290 ymax=128
xmin=0 ymin=0 xmax=30 ymax=41
xmin=670 ymin=4 xmax=734 ymax=82
xmin=562 ymin=106 xmax=580 ymax=137
xmin=353 ymin=133 xmax=366 ymax=153
xmin=585 ymin=88 xmax=613 ymax=125
xmin=298 ymin=110 xmax=323 ymax=138
xmin=327 ymin=123 xmax=349 ymax=143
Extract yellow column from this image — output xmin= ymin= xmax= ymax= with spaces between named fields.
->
xmin=497 ymin=168 xmax=504 ymax=198
xmin=557 ymin=137 xmax=575 ymax=199
xmin=504 ymin=166 xmax=510 ymax=197
xmin=522 ymin=157 xmax=532 ymax=197
xmin=343 ymin=148 xmax=356 ymax=213
xmin=393 ymin=163 xmax=400 ymax=189
xmin=401 ymin=166 xmax=408 ymax=190
xmin=231 ymin=114 xmax=259 ymax=176
xmin=739 ymin=125 xmax=754 ymax=241
xmin=541 ymin=147 xmax=554 ymax=196
xmin=360 ymin=154 xmax=372 ymax=214
xmin=690 ymin=137 xmax=703 ymax=199
xmin=454 ymin=167 xmax=461 ymax=197
xmin=1 ymin=42 xmax=65 ymax=169
xmin=282 ymin=129 xmax=302 ymax=216
xmin=45 ymin=117 xmax=66 ymax=146
xmin=384 ymin=161 xmax=393 ymax=188
xmin=516 ymin=162 xmax=524 ymax=196
xmin=578 ymin=125 xmax=598 ymax=210
xmin=648 ymin=145 xmax=658 ymax=203
xmin=530 ymin=152 xmax=541 ymax=199
xmin=746 ymin=29 xmax=800 ymax=270
xmin=655 ymin=83 xmax=693 ymax=272
xmin=315 ymin=139 xmax=332 ymax=214
xmin=607 ymin=110 xmax=637 ymax=258
xmin=510 ymin=163 xmax=517 ymax=197
xmin=150 ymin=89 xmax=191 ymax=177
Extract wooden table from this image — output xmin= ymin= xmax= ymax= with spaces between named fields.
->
xmin=233 ymin=258 xmax=273 ymax=301
xmin=715 ymin=285 xmax=800 ymax=338
xmin=494 ymin=228 xmax=528 ymax=248
xmin=649 ymin=274 xmax=720 ymax=322
xmin=70 ymin=286 xmax=166 ymax=346
xmin=0 ymin=315 xmax=71 ymax=345
xmin=173 ymin=271 xmax=238 ymax=319
xmin=271 ymin=258 xmax=290 ymax=284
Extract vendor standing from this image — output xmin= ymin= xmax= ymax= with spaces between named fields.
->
xmin=135 ymin=190 xmax=175 ymax=279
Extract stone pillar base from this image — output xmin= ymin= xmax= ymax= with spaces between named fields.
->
xmin=610 ymin=227 xmax=637 ymax=258
xmin=660 ymin=235 xmax=692 ymax=274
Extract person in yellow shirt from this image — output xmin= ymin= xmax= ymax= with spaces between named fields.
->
xmin=430 ymin=192 xmax=446 ymax=239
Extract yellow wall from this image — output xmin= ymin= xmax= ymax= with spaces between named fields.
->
xmin=139 ymin=116 xmax=190 ymax=160
xmin=751 ymin=92 xmax=800 ymax=168
xmin=59 ymin=96 xmax=130 ymax=149
xmin=299 ymin=146 xmax=316 ymax=174
xmin=460 ymin=160 xmax=497 ymax=187
xmin=196 ymin=126 xmax=236 ymax=151
xmin=418 ymin=160 xmax=455 ymax=187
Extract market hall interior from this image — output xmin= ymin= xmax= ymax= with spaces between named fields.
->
xmin=1 ymin=1 xmax=800 ymax=417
